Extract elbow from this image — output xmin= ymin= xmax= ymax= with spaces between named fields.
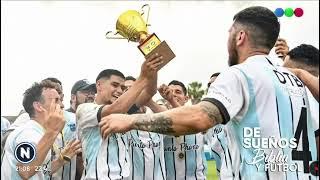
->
xmin=193 ymin=109 xmax=216 ymax=132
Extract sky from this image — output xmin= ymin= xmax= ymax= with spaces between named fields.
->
xmin=1 ymin=1 xmax=319 ymax=116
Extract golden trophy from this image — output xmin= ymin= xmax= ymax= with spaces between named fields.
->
xmin=106 ymin=4 xmax=175 ymax=68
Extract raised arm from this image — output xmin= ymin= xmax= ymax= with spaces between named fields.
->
xmin=145 ymin=99 xmax=168 ymax=113
xmin=100 ymin=53 xmax=163 ymax=118
xmin=17 ymin=103 xmax=65 ymax=179
xmin=134 ymin=73 xmax=158 ymax=107
xmin=290 ymin=68 xmax=319 ymax=102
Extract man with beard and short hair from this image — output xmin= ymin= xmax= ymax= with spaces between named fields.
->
xmin=77 ymin=53 xmax=163 ymax=179
xmin=65 ymin=79 xmax=96 ymax=180
xmin=100 ymin=6 xmax=318 ymax=180
xmin=66 ymin=79 xmax=96 ymax=113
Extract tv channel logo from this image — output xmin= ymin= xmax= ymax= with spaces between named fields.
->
xmin=274 ymin=8 xmax=304 ymax=17
xmin=14 ymin=142 xmax=36 ymax=164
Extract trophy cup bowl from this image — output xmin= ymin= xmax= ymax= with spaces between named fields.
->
xmin=106 ymin=4 xmax=175 ymax=69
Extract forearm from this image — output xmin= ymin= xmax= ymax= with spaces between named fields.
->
xmin=131 ymin=102 xmax=222 ymax=136
xmin=50 ymin=157 xmax=65 ymax=174
xmin=136 ymin=74 xmax=158 ymax=107
xmin=101 ymin=79 xmax=148 ymax=117
xmin=146 ymin=99 xmax=168 ymax=113
xmin=297 ymin=69 xmax=319 ymax=102
xmin=17 ymin=131 xmax=59 ymax=179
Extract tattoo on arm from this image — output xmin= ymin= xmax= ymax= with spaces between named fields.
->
xmin=199 ymin=101 xmax=223 ymax=124
xmin=133 ymin=113 xmax=175 ymax=134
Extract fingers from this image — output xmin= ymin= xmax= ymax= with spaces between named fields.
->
xmin=275 ymin=46 xmax=286 ymax=52
xmin=49 ymin=99 xmax=56 ymax=113
xmin=146 ymin=56 xmax=163 ymax=71
xmin=275 ymin=49 xmax=288 ymax=55
xmin=100 ymin=123 xmax=110 ymax=139
xmin=149 ymin=60 xmax=164 ymax=70
xmin=276 ymin=38 xmax=287 ymax=43
xmin=275 ymin=38 xmax=287 ymax=46
xmin=146 ymin=53 xmax=162 ymax=62
xmin=102 ymin=128 xmax=112 ymax=140
xmin=99 ymin=117 xmax=113 ymax=139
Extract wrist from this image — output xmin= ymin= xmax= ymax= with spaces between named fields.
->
xmin=44 ymin=131 xmax=59 ymax=140
xmin=136 ymin=78 xmax=148 ymax=86
xmin=59 ymin=153 xmax=71 ymax=164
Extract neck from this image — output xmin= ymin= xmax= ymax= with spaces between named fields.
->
xmin=95 ymin=95 xmax=104 ymax=105
xmin=238 ymin=49 xmax=269 ymax=64
xmin=32 ymin=115 xmax=46 ymax=130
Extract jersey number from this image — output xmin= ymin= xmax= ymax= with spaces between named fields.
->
xmin=291 ymin=107 xmax=312 ymax=173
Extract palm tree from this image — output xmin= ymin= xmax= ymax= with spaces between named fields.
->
xmin=187 ymin=81 xmax=205 ymax=105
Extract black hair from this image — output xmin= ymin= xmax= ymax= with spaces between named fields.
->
xmin=210 ymin=72 xmax=220 ymax=78
xmin=42 ymin=77 xmax=62 ymax=86
xmin=125 ymin=76 xmax=136 ymax=81
xmin=287 ymin=44 xmax=319 ymax=67
xmin=233 ymin=6 xmax=280 ymax=50
xmin=96 ymin=69 xmax=125 ymax=82
xmin=168 ymin=80 xmax=187 ymax=95
xmin=41 ymin=77 xmax=63 ymax=95
xmin=23 ymin=81 xmax=59 ymax=118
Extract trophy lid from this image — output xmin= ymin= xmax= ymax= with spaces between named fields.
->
xmin=116 ymin=10 xmax=148 ymax=42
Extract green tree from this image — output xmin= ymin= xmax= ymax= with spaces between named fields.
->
xmin=187 ymin=81 xmax=205 ymax=105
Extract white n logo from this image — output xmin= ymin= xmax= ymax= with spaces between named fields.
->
xmin=20 ymin=147 xmax=30 ymax=159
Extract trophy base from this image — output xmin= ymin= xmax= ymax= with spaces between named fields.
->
xmin=138 ymin=33 xmax=175 ymax=69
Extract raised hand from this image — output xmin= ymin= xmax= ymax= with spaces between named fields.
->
xmin=158 ymin=84 xmax=174 ymax=101
xmin=43 ymin=99 xmax=65 ymax=134
xmin=274 ymin=38 xmax=289 ymax=60
xmin=139 ymin=53 xmax=163 ymax=80
xmin=60 ymin=139 xmax=82 ymax=162
xmin=99 ymin=114 xmax=133 ymax=139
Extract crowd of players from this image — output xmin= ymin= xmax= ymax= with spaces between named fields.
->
xmin=1 ymin=6 xmax=319 ymax=180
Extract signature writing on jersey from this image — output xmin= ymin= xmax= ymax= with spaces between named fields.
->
xmin=164 ymin=143 xmax=199 ymax=152
xmin=128 ymin=138 xmax=161 ymax=149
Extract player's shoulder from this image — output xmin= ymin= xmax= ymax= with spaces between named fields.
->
xmin=10 ymin=121 xmax=44 ymax=142
xmin=76 ymin=103 xmax=100 ymax=117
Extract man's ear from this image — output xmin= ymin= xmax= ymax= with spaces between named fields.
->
xmin=184 ymin=95 xmax=189 ymax=103
xmin=236 ymin=30 xmax=247 ymax=46
xmin=71 ymin=94 xmax=76 ymax=103
xmin=33 ymin=102 xmax=43 ymax=113
xmin=96 ymin=80 xmax=102 ymax=92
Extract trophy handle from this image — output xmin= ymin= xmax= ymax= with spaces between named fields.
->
xmin=105 ymin=31 xmax=127 ymax=40
xmin=141 ymin=4 xmax=151 ymax=27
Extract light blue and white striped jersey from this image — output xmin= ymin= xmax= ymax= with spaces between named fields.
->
xmin=205 ymin=124 xmax=234 ymax=179
xmin=1 ymin=120 xmax=51 ymax=180
xmin=306 ymin=89 xmax=319 ymax=134
xmin=163 ymin=133 xmax=207 ymax=180
xmin=76 ymin=103 xmax=130 ymax=180
xmin=51 ymin=111 xmax=78 ymax=180
xmin=128 ymin=130 xmax=166 ymax=180
xmin=203 ymin=55 xmax=318 ymax=180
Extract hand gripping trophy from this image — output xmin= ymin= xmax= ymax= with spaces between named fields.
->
xmin=106 ymin=4 xmax=175 ymax=68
